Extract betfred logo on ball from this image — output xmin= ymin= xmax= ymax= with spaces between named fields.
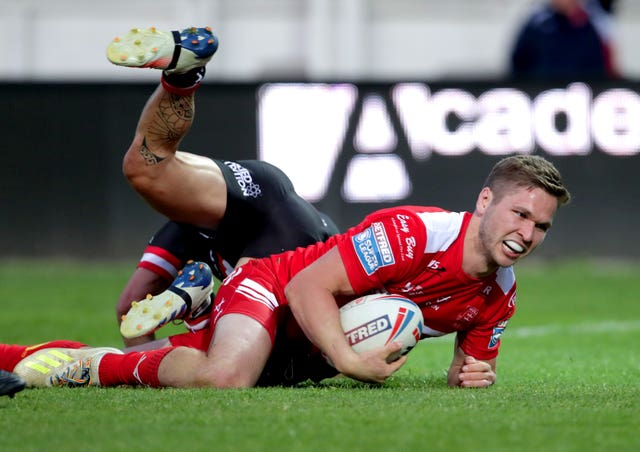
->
xmin=331 ymin=293 xmax=424 ymax=366
xmin=344 ymin=315 xmax=391 ymax=346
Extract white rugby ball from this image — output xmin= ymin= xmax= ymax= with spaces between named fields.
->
xmin=335 ymin=293 xmax=423 ymax=364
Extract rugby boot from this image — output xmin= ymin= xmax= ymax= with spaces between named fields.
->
xmin=13 ymin=347 xmax=122 ymax=387
xmin=183 ymin=294 xmax=214 ymax=333
xmin=120 ymin=261 xmax=214 ymax=338
xmin=107 ymin=26 xmax=218 ymax=73
xmin=47 ymin=348 xmax=122 ymax=387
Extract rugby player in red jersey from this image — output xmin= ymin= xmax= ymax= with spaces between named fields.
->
xmin=0 ymin=27 xmax=570 ymax=390
xmin=1 ymin=151 xmax=569 ymax=389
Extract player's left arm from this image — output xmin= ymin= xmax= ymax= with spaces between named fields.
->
xmin=447 ymin=273 xmax=515 ymax=388
xmin=446 ymin=337 xmax=497 ymax=388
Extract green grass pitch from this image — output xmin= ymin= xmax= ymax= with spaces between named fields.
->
xmin=0 ymin=259 xmax=638 ymax=451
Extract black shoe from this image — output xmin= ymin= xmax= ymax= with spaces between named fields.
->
xmin=0 ymin=369 xmax=26 ymax=398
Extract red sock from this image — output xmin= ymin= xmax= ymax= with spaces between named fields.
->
xmin=98 ymin=347 xmax=177 ymax=387
xmin=161 ymin=67 xmax=205 ymax=96
xmin=161 ymin=74 xmax=202 ymax=96
xmin=0 ymin=340 xmax=86 ymax=372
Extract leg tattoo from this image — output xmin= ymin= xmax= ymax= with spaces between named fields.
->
xmin=149 ymin=93 xmax=194 ymax=143
xmin=139 ymin=137 xmax=166 ymax=165
xmin=140 ymin=93 xmax=195 ymax=166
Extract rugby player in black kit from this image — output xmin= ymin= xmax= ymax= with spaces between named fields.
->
xmin=109 ymin=27 xmax=339 ymax=346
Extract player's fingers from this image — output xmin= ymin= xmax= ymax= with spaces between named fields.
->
xmin=387 ymin=354 xmax=407 ymax=373
xmin=459 ymin=370 xmax=495 ymax=385
xmin=361 ymin=343 xmax=400 ymax=362
xmin=461 ymin=361 xmax=491 ymax=373
xmin=461 ymin=363 xmax=487 ymax=373
xmin=376 ymin=341 xmax=403 ymax=363
xmin=460 ymin=378 xmax=492 ymax=388
xmin=368 ymin=355 xmax=406 ymax=383
xmin=384 ymin=340 xmax=403 ymax=353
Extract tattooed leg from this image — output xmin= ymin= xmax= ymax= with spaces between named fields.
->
xmin=121 ymin=83 xmax=228 ymax=229
xmin=136 ymin=90 xmax=195 ymax=164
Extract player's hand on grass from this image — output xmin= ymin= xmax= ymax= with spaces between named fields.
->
xmin=457 ymin=356 xmax=495 ymax=388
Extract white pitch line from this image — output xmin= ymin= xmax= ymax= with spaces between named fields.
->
xmin=508 ymin=320 xmax=640 ymax=338
xmin=423 ymin=319 xmax=640 ymax=344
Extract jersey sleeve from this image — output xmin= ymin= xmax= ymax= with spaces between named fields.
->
xmin=336 ymin=207 xmax=429 ymax=294
xmin=137 ymin=221 xmax=190 ymax=281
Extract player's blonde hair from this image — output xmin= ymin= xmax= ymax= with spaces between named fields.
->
xmin=483 ymin=155 xmax=571 ymax=206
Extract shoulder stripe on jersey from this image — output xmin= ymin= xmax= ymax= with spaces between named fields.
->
xmin=417 ymin=211 xmax=464 ymax=253
xmin=496 ymin=266 xmax=516 ymax=294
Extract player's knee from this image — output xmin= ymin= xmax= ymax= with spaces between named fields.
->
xmin=122 ymin=145 xmax=143 ymax=180
xmin=196 ymin=362 xmax=258 ymax=389
xmin=210 ymin=370 xmax=255 ymax=389
xmin=122 ymin=147 xmax=155 ymax=194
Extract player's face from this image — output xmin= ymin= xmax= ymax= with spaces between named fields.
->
xmin=478 ymin=185 xmax=558 ymax=268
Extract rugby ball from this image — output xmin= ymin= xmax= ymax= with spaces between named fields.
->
xmin=334 ymin=293 xmax=423 ymax=365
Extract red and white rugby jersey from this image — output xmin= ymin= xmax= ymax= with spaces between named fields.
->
xmin=265 ymin=206 xmax=516 ymax=361
xmin=336 ymin=206 xmax=516 ymax=360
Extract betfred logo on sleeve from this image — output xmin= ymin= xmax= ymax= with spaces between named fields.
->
xmin=352 ymin=222 xmax=396 ymax=275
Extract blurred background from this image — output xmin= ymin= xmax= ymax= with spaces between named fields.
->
xmin=0 ymin=0 xmax=636 ymax=81
xmin=1 ymin=0 xmax=638 ymax=260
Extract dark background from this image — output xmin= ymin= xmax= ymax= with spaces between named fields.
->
xmin=1 ymin=81 xmax=636 ymax=260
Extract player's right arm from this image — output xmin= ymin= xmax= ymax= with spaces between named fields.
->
xmin=285 ymin=246 xmax=405 ymax=383
xmin=116 ymin=267 xmax=171 ymax=347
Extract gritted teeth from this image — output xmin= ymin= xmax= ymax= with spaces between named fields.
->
xmin=504 ymin=240 xmax=524 ymax=253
